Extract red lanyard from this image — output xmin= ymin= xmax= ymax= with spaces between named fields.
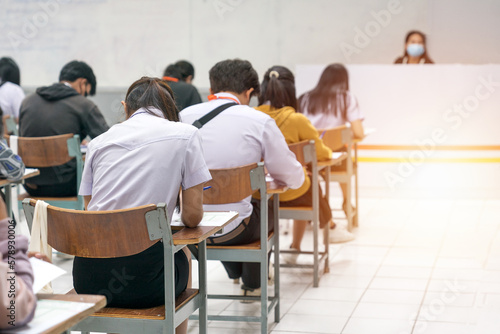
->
xmin=207 ymin=94 xmax=240 ymax=104
xmin=162 ymin=76 xmax=179 ymax=82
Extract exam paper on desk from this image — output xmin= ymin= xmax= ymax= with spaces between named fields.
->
xmin=331 ymin=152 xmax=344 ymax=159
xmin=5 ymin=299 xmax=94 ymax=334
xmin=24 ymin=168 xmax=38 ymax=176
xmin=29 ymin=257 xmax=66 ymax=293
xmin=170 ymin=211 xmax=239 ymax=227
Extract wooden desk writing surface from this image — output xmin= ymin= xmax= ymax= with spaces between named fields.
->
xmin=9 ymin=294 xmax=105 ymax=334
xmin=0 ymin=169 xmax=40 ymax=187
xmin=266 ymin=180 xmax=288 ymax=194
xmin=172 ymin=211 xmax=239 ymax=245
xmin=172 ymin=176 xmax=284 ymax=243
xmin=317 ymin=152 xmax=348 ymax=169
xmin=0 ymin=169 xmax=40 ymax=217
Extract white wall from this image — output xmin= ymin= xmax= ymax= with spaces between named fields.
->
xmin=297 ymin=64 xmax=500 ymax=195
xmin=1 ymin=0 xmax=500 ymax=89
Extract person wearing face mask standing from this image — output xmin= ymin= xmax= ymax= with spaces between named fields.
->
xmin=394 ymin=30 xmax=434 ymax=64
xmin=19 ymin=60 xmax=109 ymax=197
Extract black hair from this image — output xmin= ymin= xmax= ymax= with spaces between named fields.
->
xmin=0 ymin=57 xmax=21 ymax=85
xmin=209 ymin=59 xmax=260 ymax=97
xmin=125 ymin=76 xmax=180 ymax=211
xmin=163 ymin=64 xmax=182 ymax=80
xmin=258 ymin=66 xmax=297 ymax=110
xmin=125 ymin=76 xmax=179 ymax=121
xmin=298 ymin=63 xmax=351 ymax=119
xmin=174 ymin=60 xmax=195 ymax=81
xmin=59 ymin=60 xmax=97 ymax=95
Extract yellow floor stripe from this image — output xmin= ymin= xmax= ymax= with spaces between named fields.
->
xmin=358 ymin=157 xmax=500 ymax=163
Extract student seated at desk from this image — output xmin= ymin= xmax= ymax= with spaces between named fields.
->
xmin=299 ymin=63 xmax=365 ymax=224
xmin=180 ymin=59 xmax=304 ymax=297
xmin=0 ymin=195 xmax=36 ymax=330
xmin=299 ymin=64 xmax=364 ymax=139
xmin=163 ymin=62 xmax=202 ymax=110
xmin=19 ymin=60 xmax=109 ymax=197
xmin=256 ymin=65 xmax=354 ymax=250
xmin=0 ymin=57 xmax=25 ymax=123
xmin=74 ymin=77 xmax=211 ymax=332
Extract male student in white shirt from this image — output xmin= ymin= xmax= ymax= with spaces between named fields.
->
xmin=180 ymin=59 xmax=304 ymax=297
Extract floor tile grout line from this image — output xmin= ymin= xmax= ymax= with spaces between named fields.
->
xmin=339 ymin=199 xmax=419 ymax=333
xmin=410 ymin=198 xmax=463 ymax=333
xmin=470 ymin=199 xmax=500 ymax=311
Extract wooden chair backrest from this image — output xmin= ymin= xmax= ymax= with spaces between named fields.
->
xmin=24 ymin=199 xmax=162 ymax=258
xmin=319 ymin=125 xmax=348 ymax=151
xmin=6 ymin=133 xmax=77 ymax=167
xmin=287 ymin=140 xmax=315 ymax=166
xmin=203 ymin=163 xmax=261 ymax=204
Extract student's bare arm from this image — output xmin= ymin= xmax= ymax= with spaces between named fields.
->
xmin=351 ymin=119 xmax=365 ymax=139
xmin=84 ymin=195 xmax=91 ymax=210
xmin=181 ymin=184 xmax=204 ymax=228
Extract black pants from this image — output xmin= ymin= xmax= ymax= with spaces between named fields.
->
xmin=208 ymin=198 xmax=274 ymax=289
xmin=73 ymin=242 xmax=189 ymax=308
xmin=24 ymin=178 xmax=77 ymax=197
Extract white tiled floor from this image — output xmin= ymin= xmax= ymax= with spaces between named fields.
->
xmin=45 ymin=194 xmax=500 ymax=333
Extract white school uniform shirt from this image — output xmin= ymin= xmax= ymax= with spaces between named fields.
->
xmin=0 ymin=81 xmax=25 ymax=119
xmin=180 ymin=92 xmax=305 ymax=235
xmin=300 ymin=91 xmax=363 ymax=129
xmin=79 ymin=107 xmax=212 ymax=222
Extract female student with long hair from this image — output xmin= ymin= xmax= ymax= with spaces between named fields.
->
xmin=73 ymin=77 xmax=211 ymax=334
xmin=298 ymin=63 xmax=365 ymax=233
xmin=256 ymin=65 xmax=354 ymax=254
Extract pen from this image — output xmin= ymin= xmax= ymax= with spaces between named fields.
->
xmin=319 ymin=131 xmax=326 ymax=139
xmin=203 ymin=186 xmax=212 ymax=190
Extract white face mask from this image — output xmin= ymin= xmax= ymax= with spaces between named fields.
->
xmin=407 ymin=43 xmax=425 ymax=57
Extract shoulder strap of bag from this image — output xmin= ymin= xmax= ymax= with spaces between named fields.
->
xmin=192 ymin=102 xmax=237 ymax=129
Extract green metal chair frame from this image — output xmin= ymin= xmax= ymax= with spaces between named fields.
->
xmin=279 ymin=140 xmax=329 ymax=287
xmin=191 ymin=162 xmax=280 ymax=334
xmin=23 ymin=199 xmax=208 ymax=334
